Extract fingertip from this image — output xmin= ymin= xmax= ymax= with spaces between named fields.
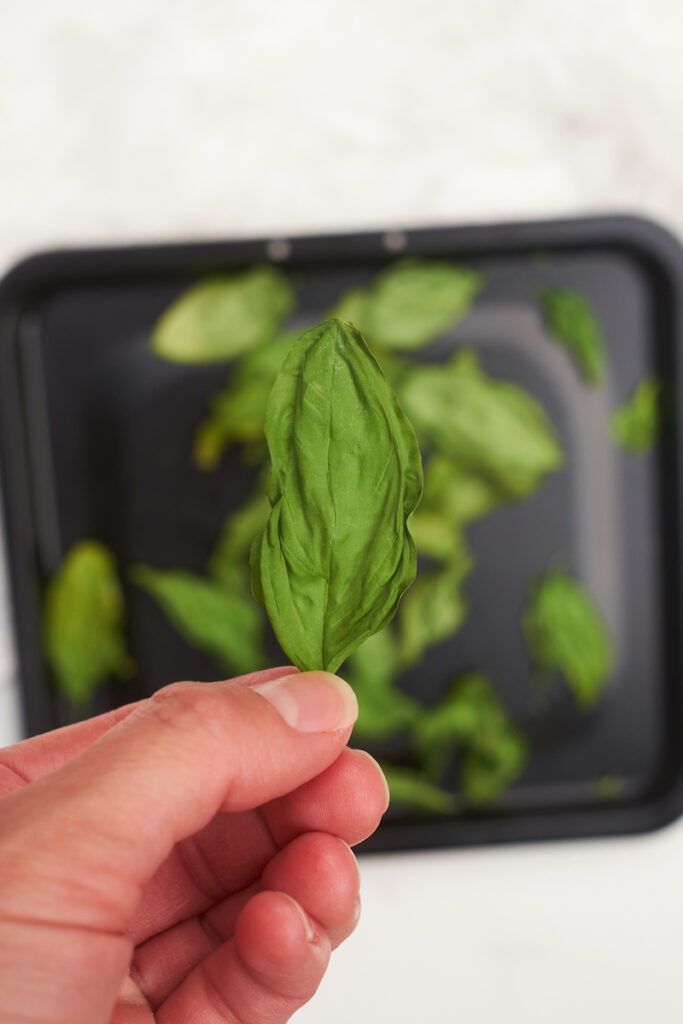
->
xmin=235 ymin=890 xmax=329 ymax=984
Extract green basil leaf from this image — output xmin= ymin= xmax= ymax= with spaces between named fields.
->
xmin=131 ymin=566 xmax=264 ymax=675
xmin=208 ymin=485 xmax=271 ymax=587
xmin=399 ymin=349 xmax=563 ymax=496
xmin=379 ymin=762 xmax=457 ymax=815
xmin=399 ymin=545 xmax=472 ymax=666
xmin=193 ymin=332 xmax=298 ymax=469
xmin=414 ymin=674 xmax=527 ymax=802
xmin=409 ymin=455 xmax=502 ymax=560
xmin=345 ymin=628 xmax=420 ymax=738
xmin=609 ymin=376 xmax=660 ymax=453
xmin=250 ymin=318 xmax=423 ymax=673
xmin=329 ymin=260 xmax=482 ymax=352
xmin=538 ymin=287 xmax=606 ymax=385
xmin=523 ymin=569 xmax=613 ymax=708
xmin=42 ymin=541 xmax=132 ymax=708
xmin=152 ymin=266 xmax=295 ymax=364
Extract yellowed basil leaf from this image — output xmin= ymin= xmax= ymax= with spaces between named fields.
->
xmin=345 ymin=628 xmax=420 ymax=739
xmin=399 ymin=542 xmax=472 ymax=666
xmin=610 ymin=376 xmax=660 ymax=453
xmin=251 ymin=319 xmax=423 ymax=673
xmin=42 ymin=541 xmax=132 ymax=708
xmin=152 ymin=266 xmax=294 ymax=364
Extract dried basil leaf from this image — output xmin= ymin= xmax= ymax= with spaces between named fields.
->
xmin=152 ymin=266 xmax=295 ymax=364
xmin=329 ymin=259 xmax=482 ymax=351
xmin=345 ymin=628 xmax=420 ymax=738
xmin=399 ymin=349 xmax=563 ymax=497
xmin=379 ymin=762 xmax=456 ymax=815
xmin=251 ymin=318 xmax=423 ymax=673
xmin=538 ymin=287 xmax=605 ymax=385
xmin=42 ymin=541 xmax=132 ymax=708
xmin=193 ymin=332 xmax=297 ymax=469
xmin=610 ymin=376 xmax=660 ymax=453
xmin=399 ymin=543 xmax=472 ymax=666
xmin=414 ymin=674 xmax=527 ymax=803
xmin=524 ymin=569 xmax=613 ymax=708
xmin=131 ymin=566 xmax=264 ymax=675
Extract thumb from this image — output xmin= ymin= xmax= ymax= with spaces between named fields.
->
xmin=0 ymin=670 xmax=357 ymax=934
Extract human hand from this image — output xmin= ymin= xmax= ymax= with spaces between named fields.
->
xmin=0 ymin=667 xmax=388 ymax=1023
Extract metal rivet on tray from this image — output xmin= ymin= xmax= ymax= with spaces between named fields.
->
xmin=383 ymin=231 xmax=408 ymax=252
xmin=266 ymin=239 xmax=292 ymax=261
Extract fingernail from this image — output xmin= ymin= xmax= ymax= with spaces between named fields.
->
xmin=280 ymin=893 xmax=315 ymax=942
xmin=251 ymin=671 xmax=358 ymax=733
xmin=355 ymin=749 xmax=391 ymax=812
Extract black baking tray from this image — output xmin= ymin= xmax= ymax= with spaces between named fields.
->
xmin=1 ymin=214 xmax=682 ymax=853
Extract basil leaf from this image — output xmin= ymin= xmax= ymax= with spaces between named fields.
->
xmin=42 ymin=541 xmax=132 ymax=708
xmin=152 ymin=266 xmax=295 ymax=364
xmin=399 ymin=349 xmax=563 ymax=496
xmin=208 ymin=485 xmax=271 ymax=586
xmin=399 ymin=544 xmax=472 ymax=666
xmin=523 ymin=569 xmax=613 ymax=708
xmin=131 ymin=566 xmax=264 ymax=674
xmin=538 ymin=287 xmax=605 ymax=385
xmin=368 ymin=260 xmax=482 ymax=350
xmin=193 ymin=332 xmax=297 ymax=469
xmin=251 ymin=318 xmax=423 ymax=673
xmin=329 ymin=260 xmax=482 ymax=351
xmin=346 ymin=628 xmax=420 ymax=739
xmin=414 ymin=674 xmax=527 ymax=803
xmin=409 ymin=455 xmax=502 ymax=560
xmin=610 ymin=376 xmax=660 ymax=453
xmin=379 ymin=762 xmax=456 ymax=815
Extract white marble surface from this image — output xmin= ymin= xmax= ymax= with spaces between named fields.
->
xmin=2 ymin=1 xmax=683 ymax=1020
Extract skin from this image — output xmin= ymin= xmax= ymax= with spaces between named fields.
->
xmin=0 ymin=667 xmax=389 ymax=1023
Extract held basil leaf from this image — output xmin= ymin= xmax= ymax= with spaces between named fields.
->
xmin=131 ymin=566 xmax=264 ymax=675
xmin=379 ymin=762 xmax=457 ymax=815
xmin=345 ymin=628 xmax=420 ymax=739
xmin=609 ymin=376 xmax=660 ymax=453
xmin=399 ymin=544 xmax=472 ymax=666
xmin=328 ymin=260 xmax=482 ymax=352
xmin=538 ymin=287 xmax=606 ymax=385
xmin=152 ymin=266 xmax=295 ymax=364
xmin=42 ymin=541 xmax=133 ymax=709
xmin=250 ymin=318 xmax=423 ymax=673
xmin=523 ymin=569 xmax=613 ymax=708
xmin=193 ymin=332 xmax=298 ymax=469
xmin=399 ymin=349 xmax=563 ymax=497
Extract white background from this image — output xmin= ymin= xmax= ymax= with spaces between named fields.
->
xmin=2 ymin=1 xmax=683 ymax=1020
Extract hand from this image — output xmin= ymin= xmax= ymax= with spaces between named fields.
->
xmin=0 ymin=667 xmax=388 ymax=1023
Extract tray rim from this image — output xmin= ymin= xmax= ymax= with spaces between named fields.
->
xmin=2 ymin=212 xmax=683 ymax=853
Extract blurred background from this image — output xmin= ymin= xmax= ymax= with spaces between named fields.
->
xmin=2 ymin=1 xmax=683 ymax=1021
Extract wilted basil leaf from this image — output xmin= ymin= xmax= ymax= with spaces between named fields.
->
xmin=251 ymin=319 xmax=423 ymax=673
xmin=414 ymin=674 xmax=527 ymax=803
xmin=524 ymin=569 xmax=613 ymax=708
xmin=399 ymin=349 xmax=563 ymax=496
xmin=193 ymin=332 xmax=297 ymax=469
xmin=329 ymin=259 xmax=482 ymax=351
xmin=409 ymin=455 xmax=502 ymax=560
xmin=152 ymin=266 xmax=295 ymax=364
xmin=399 ymin=543 xmax=472 ymax=666
xmin=380 ymin=762 xmax=456 ymax=815
xmin=42 ymin=541 xmax=132 ymax=708
xmin=131 ymin=566 xmax=264 ymax=675
xmin=345 ymin=628 xmax=420 ymax=738
xmin=538 ymin=287 xmax=605 ymax=385
xmin=610 ymin=376 xmax=660 ymax=453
